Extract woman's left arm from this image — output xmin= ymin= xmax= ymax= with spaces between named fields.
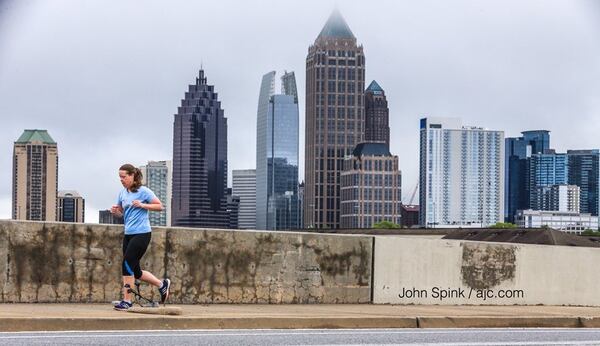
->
xmin=133 ymin=198 xmax=163 ymax=211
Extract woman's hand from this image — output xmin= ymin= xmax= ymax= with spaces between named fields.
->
xmin=132 ymin=200 xmax=145 ymax=209
xmin=110 ymin=204 xmax=123 ymax=216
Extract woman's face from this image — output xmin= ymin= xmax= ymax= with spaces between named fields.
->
xmin=119 ymin=170 xmax=133 ymax=189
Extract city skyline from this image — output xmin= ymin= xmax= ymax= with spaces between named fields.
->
xmin=1 ymin=1 xmax=599 ymax=222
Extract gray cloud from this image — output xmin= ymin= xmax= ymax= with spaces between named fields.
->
xmin=0 ymin=0 xmax=598 ymax=221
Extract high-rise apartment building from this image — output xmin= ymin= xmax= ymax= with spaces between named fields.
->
xmin=256 ymin=71 xmax=300 ymax=230
xmin=340 ymin=143 xmax=401 ymax=228
xmin=140 ymin=160 xmax=172 ymax=227
xmin=232 ymin=169 xmax=257 ymax=229
xmin=304 ymin=9 xmax=365 ymax=229
xmin=172 ymin=69 xmax=229 ymax=228
xmin=57 ymin=190 xmax=85 ymax=223
xmin=419 ymin=118 xmax=504 ymax=227
xmin=364 ymin=80 xmax=389 ymax=148
xmin=12 ymin=129 xmax=58 ymax=221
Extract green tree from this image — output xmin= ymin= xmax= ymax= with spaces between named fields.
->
xmin=373 ymin=220 xmax=401 ymax=229
xmin=489 ymin=222 xmax=517 ymax=229
xmin=582 ymin=229 xmax=600 ymax=236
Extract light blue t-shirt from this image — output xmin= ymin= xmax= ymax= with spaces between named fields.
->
xmin=116 ymin=186 xmax=158 ymax=235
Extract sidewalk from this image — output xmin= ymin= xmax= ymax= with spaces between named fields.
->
xmin=2 ymin=304 xmax=600 ymax=331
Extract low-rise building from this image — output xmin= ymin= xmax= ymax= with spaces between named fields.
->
xmin=515 ymin=209 xmax=598 ymax=234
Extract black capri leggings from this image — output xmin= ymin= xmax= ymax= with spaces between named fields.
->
xmin=122 ymin=232 xmax=151 ymax=279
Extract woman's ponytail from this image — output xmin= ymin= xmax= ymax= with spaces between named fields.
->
xmin=119 ymin=164 xmax=143 ymax=192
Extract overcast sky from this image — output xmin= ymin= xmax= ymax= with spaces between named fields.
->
xmin=1 ymin=0 xmax=599 ymax=223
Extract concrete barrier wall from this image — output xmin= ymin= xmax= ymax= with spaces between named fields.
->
xmin=373 ymin=236 xmax=600 ymax=306
xmin=0 ymin=220 xmax=372 ymax=304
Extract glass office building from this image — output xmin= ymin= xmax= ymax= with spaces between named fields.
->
xmin=256 ymin=71 xmax=300 ymax=230
xmin=504 ymin=130 xmax=550 ymax=222
xmin=171 ymin=69 xmax=229 ymax=228
xmin=528 ymin=151 xmax=568 ymax=186
xmin=567 ymin=150 xmax=599 ymax=216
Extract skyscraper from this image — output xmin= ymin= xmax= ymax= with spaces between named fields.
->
xmin=340 ymin=143 xmax=401 ymax=228
xmin=364 ymin=80 xmax=389 ymax=148
xmin=304 ymin=9 xmax=365 ymax=229
xmin=419 ymin=118 xmax=504 ymax=227
xmin=504 ymin=130 xmax=550 ymax=222
xmin=12 ymin=129 xmax=58 ymax=221
xmin=57 ymin=190 xmax=85 ymax=223
xmin=171 ymin=69 xmax=229 ymax=228
xmin=567 ymin=150 xmax=599 ymax=216
xmin=140 ymin=160 xmax=172 ymax=227
xmin=232 ymin=169 xmax=256 ymax=229
xmin=523 ymin=149 xmax=598 ymax=217
xmin=256 ymin=71 xmax=300 ymax=230
xmin=527 ymin=150 xmax=569 ymax=198
xmin=281 ymin=71 xmax=298 ymax=101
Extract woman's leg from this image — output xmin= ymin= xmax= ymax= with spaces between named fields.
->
xmin=122 ymin=275 xmax=135 ymax=302
xmin=121 ymin=233 xmax=152 ymax=300
xmin=121 ymin=235 xmax=134 ymax=302
xmin=140 ymin=270 xmax=161 ymax=287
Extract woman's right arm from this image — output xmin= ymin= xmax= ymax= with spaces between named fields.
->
xmin=110 ymin=204 xmax=123 ymax=217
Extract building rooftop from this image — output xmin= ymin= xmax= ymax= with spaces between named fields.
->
xmin=443 ymin=229 xmax=600 ymax=248
xmin=366 ymin=80 xmax=384 ymax=93
xmin=317 ymin=9 xmax=355 ymax=40
xmin=15 ymin=129 xmax=56 ymax=145
xmin=353 ymin=142 xmax=391 ymax=157
xmin=401 ymin=205 xmax=420 ymax=212
xmin=58 ymin=190 xmax=82 ymax=198
xmin=521 ymin=130 xmax=550 ymax=134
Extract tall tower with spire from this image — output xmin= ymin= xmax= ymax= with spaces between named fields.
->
xmin=364 ymin=80 xmax=390 ymax=149
xmin=171 ymin=69 xmax=229 ymax=228
xmin=304 ymin=10 xmax=366 ymax=229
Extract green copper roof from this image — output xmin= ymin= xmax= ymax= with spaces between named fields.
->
xmin=15 ymin=129 xmax=56 ymax=144
xmin=318 ymin=9 xmax=355 ymax=39
xmin=366 ymin=80 xmax=384 ymax=93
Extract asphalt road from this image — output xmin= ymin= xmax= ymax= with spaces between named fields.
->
xmin=2 ymin=328 xmax=600 ymax=345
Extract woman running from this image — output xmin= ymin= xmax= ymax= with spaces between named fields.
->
xmin=110 ymin=163 xmax=171 ymax=311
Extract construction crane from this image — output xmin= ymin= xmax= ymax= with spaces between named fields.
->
xmin=407 ymin=182 xmax=418 ymax=206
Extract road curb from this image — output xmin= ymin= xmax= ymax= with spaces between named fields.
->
xmin=0 ymin=317 xmax=417 ymax=332
xmin=2 ymin=316 xmax=598 ymax=331
xmin=417 ymin=316 xmax=583 ymax=328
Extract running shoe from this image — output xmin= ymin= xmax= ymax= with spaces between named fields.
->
xmin=113 ymin=300 xmax=133 ymax=311
xmin=159 ymin=278 xmax=171 ymax=304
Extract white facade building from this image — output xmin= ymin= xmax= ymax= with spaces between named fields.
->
xmin=419 ymin=117 xmax=504 ymax=228
xmin=516 ymin=209 xmax=598 ymax=234
xmin=232 ymin=169 xmax=257 ymax=229
xmin=140 ymin=160 xmax=172 ymax=227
